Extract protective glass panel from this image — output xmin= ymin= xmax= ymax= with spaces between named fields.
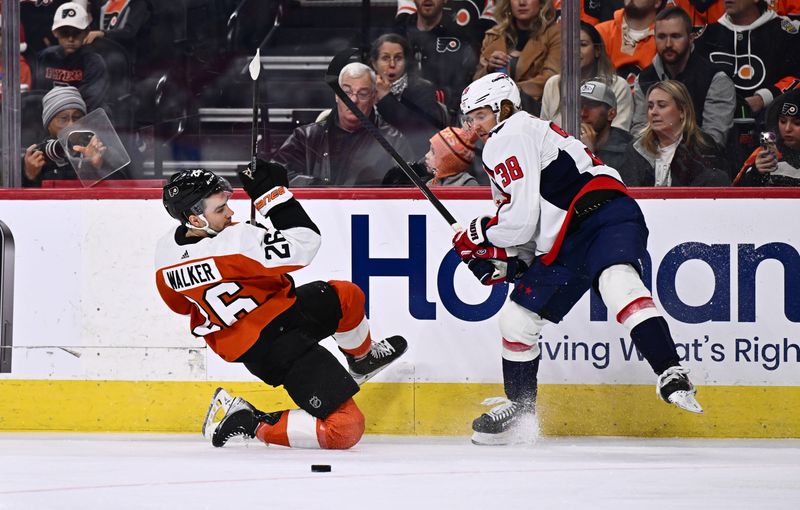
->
xmin=56 ymin=108 xmax=131 ymax=187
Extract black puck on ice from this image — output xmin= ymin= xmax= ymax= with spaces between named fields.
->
xmin=311 ymin=464 xmax=332 ymax=473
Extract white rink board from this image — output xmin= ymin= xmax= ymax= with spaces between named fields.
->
xmin=0 ymin=197 xmax=798 ymax=386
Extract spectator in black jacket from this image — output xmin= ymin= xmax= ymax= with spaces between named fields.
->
xmin=35 ymin=2 xmax=109 ymax=111
xmin=85 ymin=0 xmax=153 ymax=77
xmin=370 ymin=33 xmax=446 ymax=159
xmin=394 ymin=0 xmax=479 ymax=119
xmin=694 ymin=0 xmax=800 ymax=116
xmin=632 ymin=6 xmax=736 ymax=146
xmin=578 ymin=80 xmax=632 ymax=171
xmin=620 ymin=80 xmax=731 ymax=186
xmin=272 ymin=63 xmax=413 ymax=186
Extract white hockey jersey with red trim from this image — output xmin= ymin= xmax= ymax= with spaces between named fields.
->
xmin=154 ymin=220 xmax=321 ymax=361
xmin=481 ymin=112 xmax=628 ymax=263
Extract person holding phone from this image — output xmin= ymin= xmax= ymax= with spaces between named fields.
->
xmin=734 ymin=89 xmax=800 ymax=186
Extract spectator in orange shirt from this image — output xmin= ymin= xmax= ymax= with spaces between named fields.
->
xmin=666 ymin=0 xmax=726 ymax=30
xmin=596 ymin=0 xmax=665 ymax=85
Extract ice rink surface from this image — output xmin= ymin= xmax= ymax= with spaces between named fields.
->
xmin=1 ymin=433 xmax=798 ymax=510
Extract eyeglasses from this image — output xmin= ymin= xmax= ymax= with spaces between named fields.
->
xmin=51 ymin=112 xmax=84 ymax=125
xmin=342 ymin=86 xmax=374 ymax=102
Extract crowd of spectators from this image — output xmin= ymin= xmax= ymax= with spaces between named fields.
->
xmin=6 ymin=0 xmax=800 ymax=188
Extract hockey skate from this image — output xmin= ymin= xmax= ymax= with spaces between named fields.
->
xmin=345 ymin=335 xmax=408 ymax=385
xmin=202 ymin=387 xmax=236 ymax=440
xmin=471 ymin=397 xmax=538 ymax=446
xmin=657 ymin=366 xmax=703 ymax=414
xmin=202 ymin=388 xmax=282 ymax=447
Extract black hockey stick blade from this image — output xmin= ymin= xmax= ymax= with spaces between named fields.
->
xmin=324 ymin=48 xmax=462 ymax=231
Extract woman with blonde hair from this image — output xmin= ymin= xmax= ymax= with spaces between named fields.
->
xmin=474 ymin=0 xmax=560 ymax=112
xmin=619 ymin=80 xmax=731 ymax=186
xmin=540 ymin=21 xmax=632 ymax=131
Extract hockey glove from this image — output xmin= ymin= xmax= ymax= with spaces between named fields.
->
xmin=237 ymin=159 xmax=293 ymax=217
xmin=453 ymin=216 xmax=503 ymax=261
xmin=467 ymin=257 xmax=528 ymax=286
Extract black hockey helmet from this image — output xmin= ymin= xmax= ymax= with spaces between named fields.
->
xmin=162 ymin=168 xmax=233 ymax=222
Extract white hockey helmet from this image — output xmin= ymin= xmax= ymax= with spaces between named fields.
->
xmin=460 ymin=73 xmax=521 ymax=118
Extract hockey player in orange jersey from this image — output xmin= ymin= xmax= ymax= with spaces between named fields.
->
xmin=155 ymin=161 xmax=407 ymax=449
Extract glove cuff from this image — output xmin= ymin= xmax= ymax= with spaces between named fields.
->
xmin=253 ymin=186 xmax=293 ymax=217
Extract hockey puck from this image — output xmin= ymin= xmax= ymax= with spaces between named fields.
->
xmin=311 ymin=464 xmax=331 ymax=473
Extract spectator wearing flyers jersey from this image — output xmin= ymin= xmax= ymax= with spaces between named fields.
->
xmin=694 ymin=0 xmax=800 ymax=115
xmin=394 ymin=0 xmax=480 ymax=119
xmin=35 ymin=2 xmax=109 ymax=111
xmin=396 ymin=0 xmax=497 ymax=43
xmin=595 ymin=0 xmax=664 ymax=85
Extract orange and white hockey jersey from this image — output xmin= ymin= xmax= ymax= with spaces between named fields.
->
xmin=154 ymin=220 xmax=321 ymax=361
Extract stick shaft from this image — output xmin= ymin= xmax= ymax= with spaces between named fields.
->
xmin=327 ymin=79 xmax=461 ymax=231
xmin=250 ymin=67 xmax=259 ymax=222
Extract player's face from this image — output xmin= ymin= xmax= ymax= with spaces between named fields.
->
xmin=778 ymin=115 xmax=800 ymax=150
xmin=647 ymin=88 xmax=684 ymax=141
xmin=336 ymin=73 xmax=376 ymax=130
xmin=200 ymin=191 xmax=234 ymax=232
xmin=462 ymin=107 xmax=497 ymax=142
xmin=375 ymin=42 xmax=406 ymax=82
xmin=655 ymin=18 xmax=690 ymax=65
xmin=579 ymin=30 xmax=597 ymax=72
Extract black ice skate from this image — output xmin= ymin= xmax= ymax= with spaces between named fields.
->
xmin=471 ymin=397 xmax=538 ymax=446
xmin=202 ymin=387 xmax=282 ymax=447
xmin=345 ymin=336 xmax=408 ymax=385
xmin=657 ymin=366 xmax=703 ymax=414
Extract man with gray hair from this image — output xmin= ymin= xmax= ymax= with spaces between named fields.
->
xmin=273 ymin=62 xmax=413 ymax=186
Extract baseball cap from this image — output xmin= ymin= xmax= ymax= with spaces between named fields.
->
xmin=580 ymin=81 xmax=616 ymax=109
xmin=52 ymin=2 xmax=91 ymax=32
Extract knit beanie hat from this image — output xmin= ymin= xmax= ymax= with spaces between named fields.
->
xmin=429 ymin=127 xmax=477 ymax=181
xmin=42 ymin=86 xmax=86 ymax=128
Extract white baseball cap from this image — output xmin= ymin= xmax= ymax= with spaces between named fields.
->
xmin=52 ymin=2 xmax=91 ymax=32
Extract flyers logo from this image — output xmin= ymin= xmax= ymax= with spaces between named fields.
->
xmin=709 ymin=51 xmax=765 ymax=91
xmin=436 ymin=37 xmax=462 ymax=53
xmin=61 ymin=8 xmax=77 ymax=19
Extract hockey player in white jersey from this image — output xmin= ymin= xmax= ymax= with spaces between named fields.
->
xmin=454 ymin=73 xmax=702 ymax=445
xmin=155 ymin=161 xmax=407 ymax=449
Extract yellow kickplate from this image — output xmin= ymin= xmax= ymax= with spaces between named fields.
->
xmin=0 ymin=380 xmax=798 ymax=438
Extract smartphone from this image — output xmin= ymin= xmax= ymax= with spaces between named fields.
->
xmin=760 ymin=131 xmax=777 ymax=156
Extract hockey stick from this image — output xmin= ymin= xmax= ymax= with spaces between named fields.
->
xmin=324 ymin=48 xmax=462 ymax=232
xmin=247 ymin=48 xmax=261 ymax=222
